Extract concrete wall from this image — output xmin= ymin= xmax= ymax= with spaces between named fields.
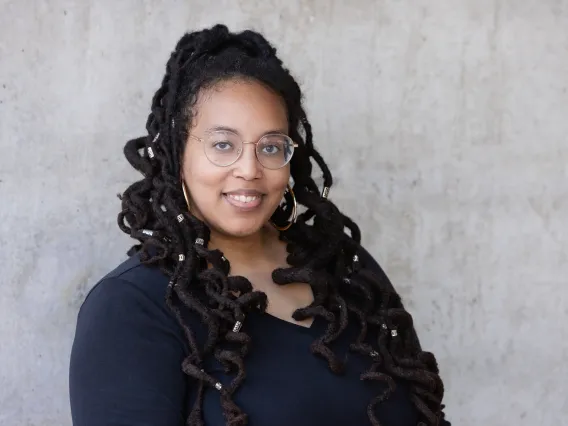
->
xmin=1 ymin=1 xmax=567 ymax=425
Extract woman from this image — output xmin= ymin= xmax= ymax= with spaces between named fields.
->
xmin=69 ymin=24 xmax=450 ymax=426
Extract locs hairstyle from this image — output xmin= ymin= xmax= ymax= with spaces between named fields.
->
xmin=117 ymin=24 xmax=446 ymax=426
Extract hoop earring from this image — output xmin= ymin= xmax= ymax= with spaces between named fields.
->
xmin=181 ymin=179 xmax=191 ymax=213
xmin=272 ymin=184 xmax=297 ymax=231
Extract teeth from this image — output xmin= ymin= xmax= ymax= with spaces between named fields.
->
xmin=228 ymin=194 xmax=259 ymax=203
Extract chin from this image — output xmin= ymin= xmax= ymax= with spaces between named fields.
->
xmin=212 ymin=219 xmax=268 ymax=238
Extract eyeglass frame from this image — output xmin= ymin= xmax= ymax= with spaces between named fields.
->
xmin=187 ymin=130 xmax=299 ymax=170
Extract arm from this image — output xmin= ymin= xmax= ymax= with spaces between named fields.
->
xmin=69 ymin=277 xmax=188 ymax=426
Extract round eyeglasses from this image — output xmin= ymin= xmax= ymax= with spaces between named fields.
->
xmin=188 ymin=130 xmax=298 ymax=169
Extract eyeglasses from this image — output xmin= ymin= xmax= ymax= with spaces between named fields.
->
xmin=188 ymin=130 xmax=298 ymax=169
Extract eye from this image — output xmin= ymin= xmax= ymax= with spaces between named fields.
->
xmin=261 ymin=144 xmax=281 ymax=155
xmin=213 ymin=141 xmax=234 ymax=151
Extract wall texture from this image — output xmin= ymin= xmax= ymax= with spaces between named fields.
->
xmin=1 ymin=1 xmax=567 ymax=425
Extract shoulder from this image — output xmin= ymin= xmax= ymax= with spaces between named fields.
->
xmin=77 ymin=252 xmax=173 ymax=328
xmin=100 ymin=251 xmax=170 ymax=297
xmin=70 ymin=255 xmax=191 ymax=426
xmin=356 ymin=243 xmax=425 ymax=349
xmin=356 ymin=244 xmax=381 ymax=270
xmin=71 ymin=252 xmax=199 ymax=364
xmin=356 ymin=244 xmax=394 ymax=289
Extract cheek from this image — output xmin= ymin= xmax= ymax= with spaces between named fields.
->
xmin=266 ymin=170 xmax=290 ymax=199
xmin=183 ymin=152 xmax=226 ymax=197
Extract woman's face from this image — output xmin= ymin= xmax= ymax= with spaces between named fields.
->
xmin=181 ymin=79 xmax=290 ymax=238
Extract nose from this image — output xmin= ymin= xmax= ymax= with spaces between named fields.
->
xmin=232 ymin=143 xmax=262 ymax=180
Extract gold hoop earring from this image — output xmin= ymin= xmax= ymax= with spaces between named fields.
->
xmin=272 ymin=184 xmax=297 ymax=231
xmin=181 ymin=179 xmax=191 ymax=213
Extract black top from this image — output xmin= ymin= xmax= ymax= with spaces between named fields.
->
xmin=69 ymin=248 xmax=449 ymax=426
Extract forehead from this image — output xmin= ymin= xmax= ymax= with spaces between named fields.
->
xmin=191 ymin=79 xmax=289 ymax=135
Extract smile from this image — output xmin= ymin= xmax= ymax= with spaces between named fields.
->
xmin=223 ymin=191 xmax=264 ymax=211
xmin=227 ymin=194 xmax=261 ymax=203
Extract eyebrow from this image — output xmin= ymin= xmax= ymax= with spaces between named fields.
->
xmin=207 ymin=125 xmax=289 ymax=136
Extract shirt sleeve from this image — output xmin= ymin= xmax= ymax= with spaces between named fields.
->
xmin=69 ymin=277 xmax=189 ymax=426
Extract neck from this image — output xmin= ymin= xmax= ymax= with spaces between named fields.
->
xmin=209 ymin=224 xmax=280 ymax=267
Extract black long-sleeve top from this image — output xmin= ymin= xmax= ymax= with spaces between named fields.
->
xmin=69 ymin=248 xmax=450 ymax=425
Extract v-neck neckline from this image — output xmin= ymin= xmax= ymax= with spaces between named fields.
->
xmin=248 ymin=308 xmax=325 ymax=336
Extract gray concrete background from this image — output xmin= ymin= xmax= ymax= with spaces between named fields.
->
xmin=1 ymin=0 xmax=567 ymax=425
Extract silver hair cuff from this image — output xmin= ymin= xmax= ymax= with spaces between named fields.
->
xmin=232 ymin=321 xmax=243 ymax=333
xmin=322 ymin=186 xmax=330 ymax=199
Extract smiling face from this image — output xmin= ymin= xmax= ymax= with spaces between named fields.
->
xmin=181 ymin=78 xmax=291 ymax=238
